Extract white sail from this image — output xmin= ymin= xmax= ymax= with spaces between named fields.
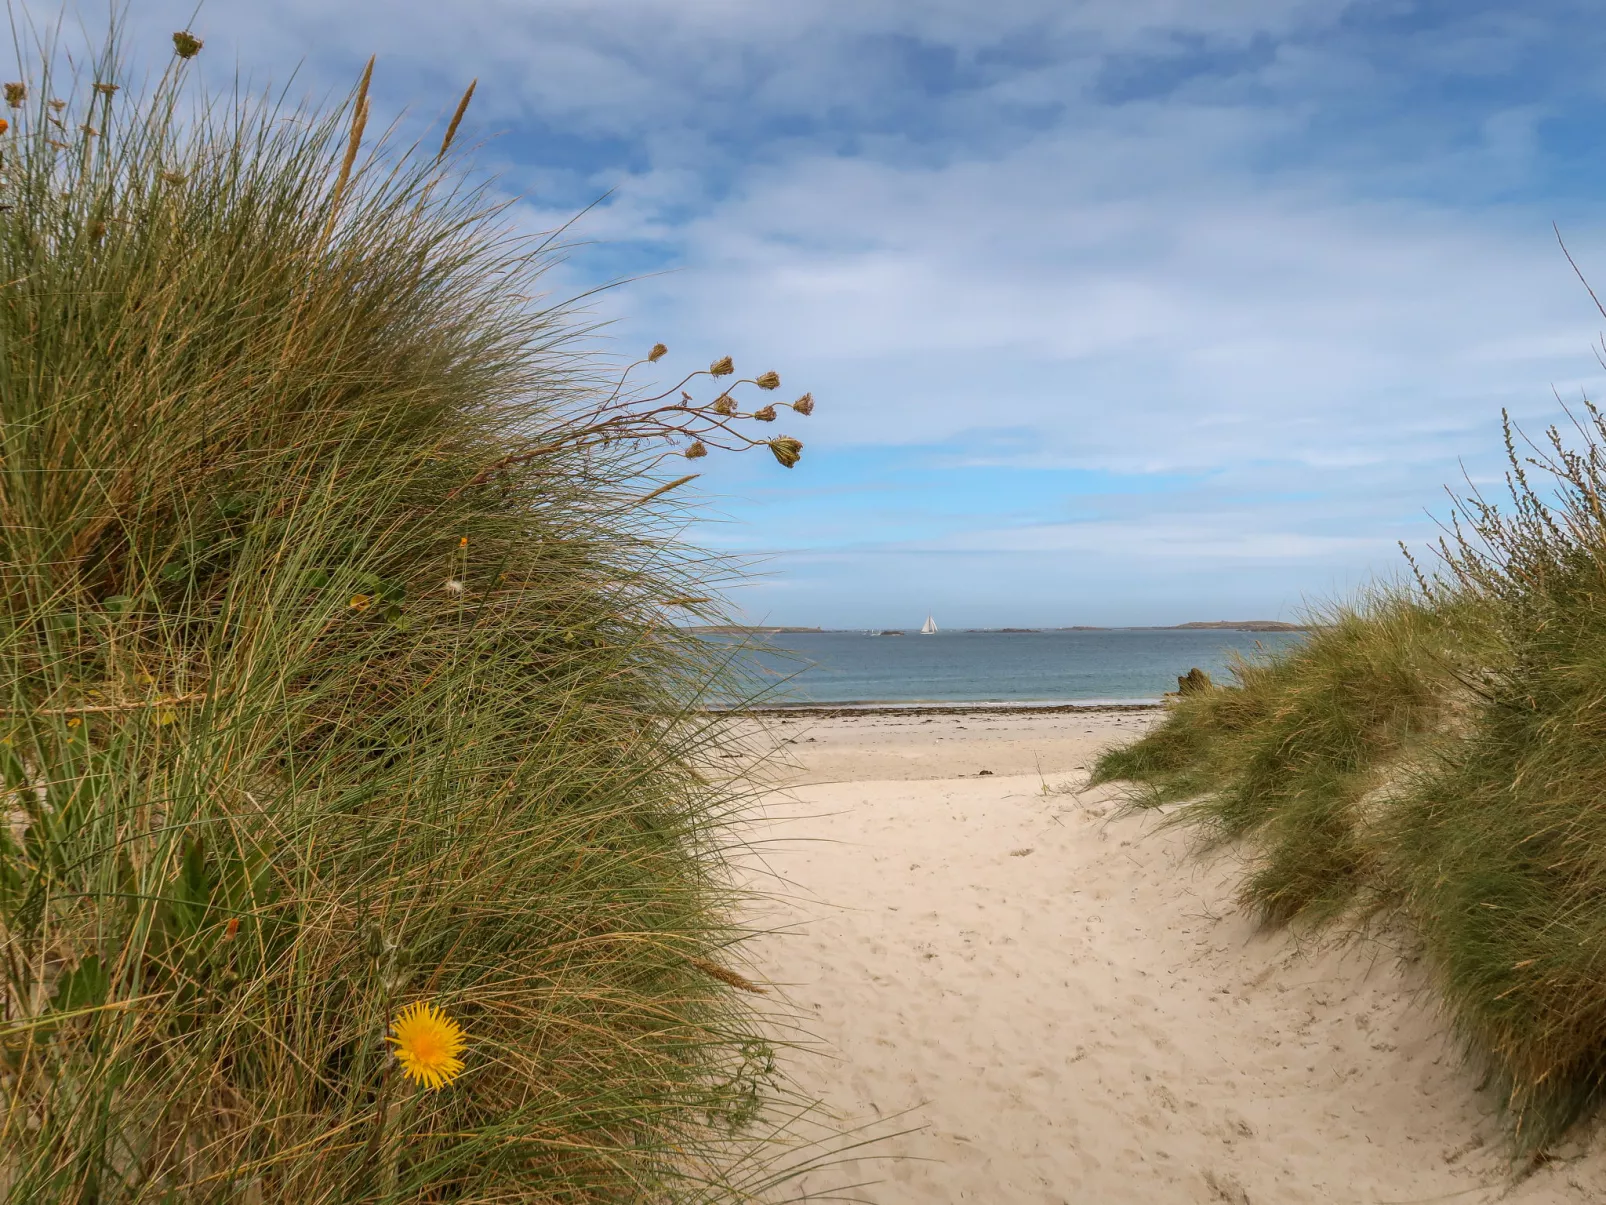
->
xmin=920 ymin=614 xmax=938 ymax=635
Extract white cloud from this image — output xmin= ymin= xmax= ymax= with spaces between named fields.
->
xmin=19 ymin=0 xmax=1606 ymax=623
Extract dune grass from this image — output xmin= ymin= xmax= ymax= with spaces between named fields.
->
xmin=1093 ymin=399 xmax=1606 ymax=1149
xmin=0 ymin=28 xmax=817 ymax=1203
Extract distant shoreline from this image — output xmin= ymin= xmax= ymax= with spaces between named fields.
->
xmin=688 ymin=621 xmax=1307 ymax=635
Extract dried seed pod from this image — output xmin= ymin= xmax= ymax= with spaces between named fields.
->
xmin=709 ymin=355 xmax=734 ymax=377
xmin=684 ymin=441 xmax=708 ymax=459
xmin=93 ymin=82 xmax=118 ymax=96
xmin=752 ymin=405 xmax=777 ymax=422
xmin=647 ymin=342 xmax=668 ymax=362
xmin=755 ymin=370 xmax=780 ymax=390
xmin=792 ymin=392 xmax=814 ymax=416
xmin=4 ymin=83 xmax=24 ymax=108
xmin=712 ymin=394 xmax=736 ymax=416
xmin=768 ymin=437 xmax=803 ymax=468
xmin=173 ymin=31 xmax=203 ymax=59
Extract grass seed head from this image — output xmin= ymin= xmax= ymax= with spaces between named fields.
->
xmin=4 ymin=83 xmax=24 ymax=108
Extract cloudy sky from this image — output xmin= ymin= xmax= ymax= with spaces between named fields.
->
xmin=37 ymin=1 xmax=1606 ymax=626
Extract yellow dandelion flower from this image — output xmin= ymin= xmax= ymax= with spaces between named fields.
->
xmin=387 ymin=1001 xmax=467 ymax=1090
xmin=348 ymin=593 xmax=372 ymax=611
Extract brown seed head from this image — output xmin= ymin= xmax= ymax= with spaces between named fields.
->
xmin=4 ymin=83 xmax=24 ymax=108
xmin=712 ymin=394 xmax=736 ymax=416
xmin=160 ymin=170 xmax=186 ymax=185
xmin=792 ymin=392 xmax=815 ymax=416
xmin=755 ymin=370 xmax=781 ymax=390
xmin=685 ymin=441 xmax=708 ymax=459
xmin=80 ymin=124 xmax=97 ymax=137
xmin=752 ymin=405 xmax=777 ymax=422
xmin=647 ymin=342 xmax=668 ymax=362
xmin=87 ymin=220 xmax=105 ymax=243
xmin=710 ymin=355 xmax=734 ymax=377
xmin=94 ymin=82 xmax=119 ymax=96
xmin=173 ymin=31 xmax=204 ymax=59
xmin=768 ymin=437 xmax=803 ymax=468
xmin=48 ymin=99 xmax=65 ymax=113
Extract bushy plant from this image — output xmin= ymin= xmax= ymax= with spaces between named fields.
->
xmin=0 ymin=27 xmax=813 ymax=1202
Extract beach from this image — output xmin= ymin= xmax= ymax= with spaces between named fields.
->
xmin=738 ymin=708 xmax=1606 ymax=1203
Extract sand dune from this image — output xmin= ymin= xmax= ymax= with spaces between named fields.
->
xmin=740 ymin=710 xmax=1606 ymax=1203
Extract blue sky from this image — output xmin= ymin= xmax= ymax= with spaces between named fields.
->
xmin=36 ymin=1 xmax=1606 ymax=626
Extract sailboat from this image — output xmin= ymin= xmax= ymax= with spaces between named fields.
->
xmin=919 ymin=614 xmax=938 ymax=635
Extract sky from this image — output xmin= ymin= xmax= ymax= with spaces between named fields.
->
xmin=26 ymin=1 xmax=1606 ymax=626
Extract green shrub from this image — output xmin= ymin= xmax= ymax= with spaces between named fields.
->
xmin=0 ymin=30 xmax=811 ymax=1203
xmin=1382 ymin=407 xmax=1606 ymax=1143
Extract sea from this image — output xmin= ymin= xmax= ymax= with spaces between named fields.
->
xmin=715 ymin=628 xmax=1305 ymax=708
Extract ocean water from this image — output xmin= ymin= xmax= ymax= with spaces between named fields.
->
xmin=720 ymin=628 xmax=1305 ymax=706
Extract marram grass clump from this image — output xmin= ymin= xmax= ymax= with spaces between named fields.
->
xmin=0 ymin=28 xmax=814 ymax=1203
xmin=1093 ymin=402 xmax=1606 ymax=1151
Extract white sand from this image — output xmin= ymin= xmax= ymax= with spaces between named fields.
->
xmin=736 ymin=709 xmax=1606 ymax=1203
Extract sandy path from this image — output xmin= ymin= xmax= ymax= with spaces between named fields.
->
xmin=738 ymin=710 xmax=1606 ymax=1204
